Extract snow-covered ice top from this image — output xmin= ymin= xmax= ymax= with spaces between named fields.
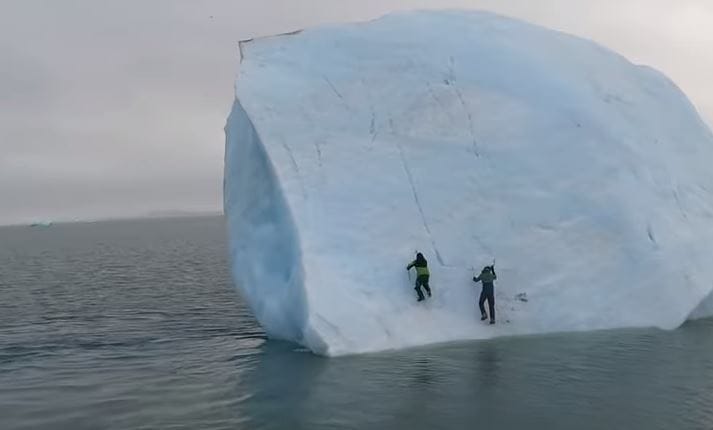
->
xmin=225 ymin=10 xmax=713 ymax=356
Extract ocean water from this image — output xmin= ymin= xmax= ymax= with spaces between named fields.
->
xmin=1 ymin=216 xmax=712 ymax=430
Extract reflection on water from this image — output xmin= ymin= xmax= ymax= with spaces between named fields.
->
xmin=1 ymin=217 xmax=712 ymax=430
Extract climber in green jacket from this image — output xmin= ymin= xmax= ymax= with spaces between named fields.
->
xmin=407 ymin=252 xmax=432 ymax=302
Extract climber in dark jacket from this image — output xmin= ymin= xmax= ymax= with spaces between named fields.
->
xmin=473 ymin=265 xmax=497 ymax=324
xmin=407 ymin=252 xmax=432 ymax=302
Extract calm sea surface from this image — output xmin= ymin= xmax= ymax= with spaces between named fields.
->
xmin=1 ymin=216 xmax=712 ymax=429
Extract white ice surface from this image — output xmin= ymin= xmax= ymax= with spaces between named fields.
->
xmin=225 ymin=10 xmax=713 ymax=356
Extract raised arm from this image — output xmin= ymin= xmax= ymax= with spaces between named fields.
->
xmin=406 ymin=261 xmax=415 ymax=270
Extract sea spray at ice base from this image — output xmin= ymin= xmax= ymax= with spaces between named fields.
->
xmin=224 ymin=10 xmax=713 ymax=356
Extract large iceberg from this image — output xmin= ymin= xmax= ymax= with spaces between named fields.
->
xmin=224 ymin=10 xmax=713 ymax=356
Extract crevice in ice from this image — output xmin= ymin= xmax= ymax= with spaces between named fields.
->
xmin=313 ymin=139 xmax=323 ymax=168
xmin=672 ymin=188 xmax=688 ymax=219
xmin=446 ymin=56 xmax=480 ymax=157
xmin=369 ymin=108 xmax=379 ymax=147
xmin=395 ymin=139 xmax=446 ymax=266
xmin=323 ymin=75 xmax=345 ymax=102
xmin=280 ymin=138 xmax=308 ymax=200
xmin=361 ymin=80 xmax=379 ymax=149
xmin=425 ymin=82 xmax=446 ymax=111
xmin=646 ymin=224 xmax=657 ymax=245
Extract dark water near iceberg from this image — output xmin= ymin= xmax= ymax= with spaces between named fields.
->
xmin=1 ymin=216 xmax=712 ymax=429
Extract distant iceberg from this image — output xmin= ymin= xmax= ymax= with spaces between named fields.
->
xmin=224 ymin=10 xmax=713 ymax=355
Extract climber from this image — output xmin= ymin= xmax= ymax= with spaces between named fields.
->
xmin=407 ymin=252 xmax=432 ymax=302
xmin=473 ymin=265 xmax=497 ymax=324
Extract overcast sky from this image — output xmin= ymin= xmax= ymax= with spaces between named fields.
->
xmin=1 ymin=0 xmax=711 ymax=225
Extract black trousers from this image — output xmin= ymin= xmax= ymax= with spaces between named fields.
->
xmin=415 ymin=275 xmax=431 ymax=299
xmin=479 ymin=285 xmax=495 ymax=321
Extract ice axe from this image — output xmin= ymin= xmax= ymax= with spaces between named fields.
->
xmin=407 ymin=249 xmax=420 ymax=282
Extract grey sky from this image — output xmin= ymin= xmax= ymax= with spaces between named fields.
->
xmin=1 ymin=0 xmax=711 ymax=225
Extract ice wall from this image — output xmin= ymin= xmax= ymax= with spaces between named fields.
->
xmin=225 ymin=10 xmax=713 ymax=355
xmin=690 ymin=291 xmax=713 ymax=320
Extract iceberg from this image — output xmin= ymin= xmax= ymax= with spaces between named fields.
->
xmin=224 ymin=10 xmax=713 ymax=356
